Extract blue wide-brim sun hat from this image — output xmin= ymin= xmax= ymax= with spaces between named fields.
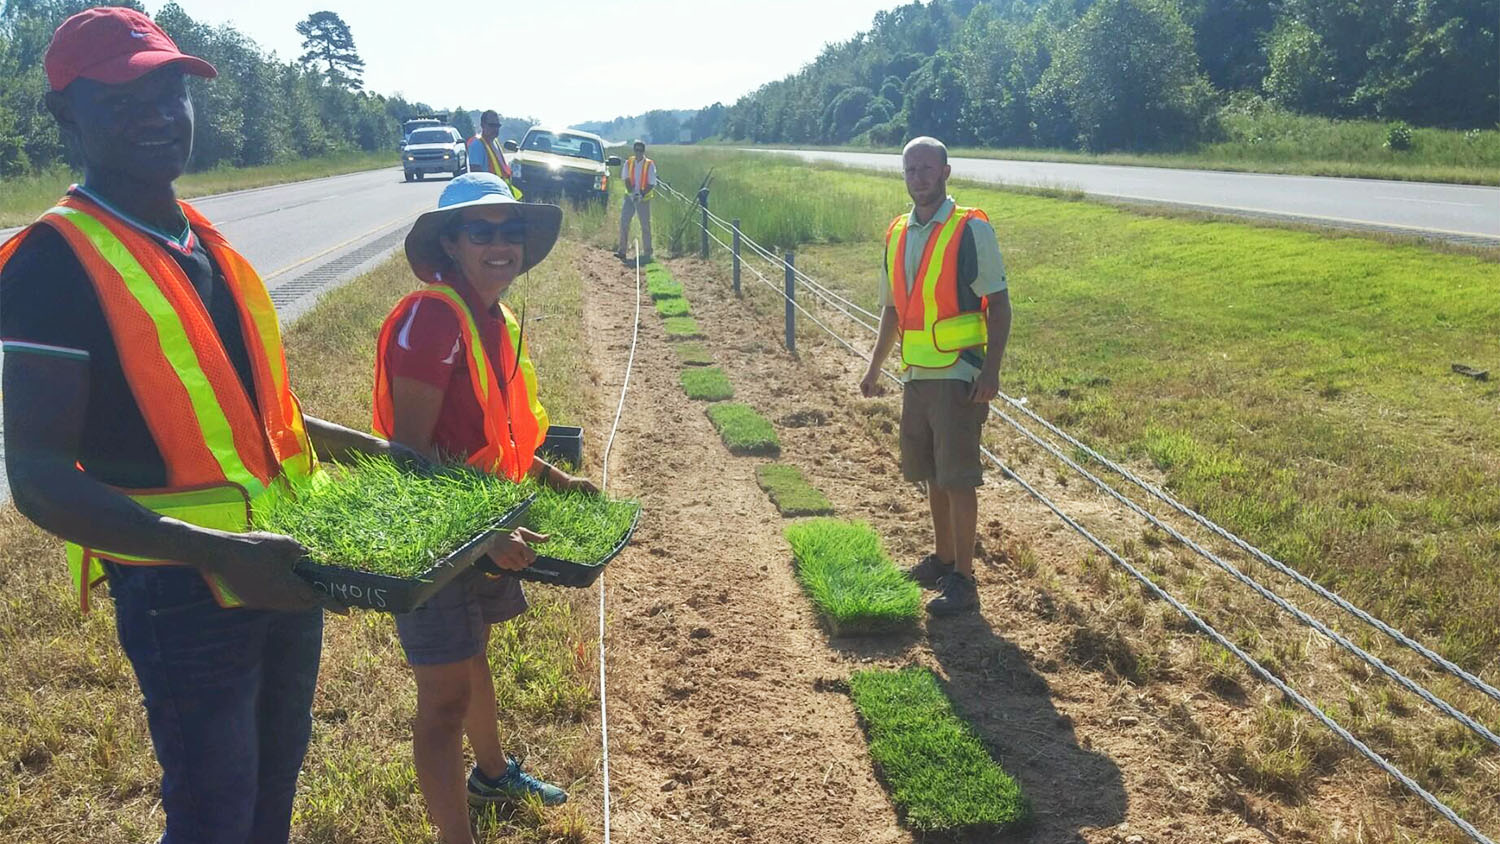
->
xmin=405 ymin=172 xmax=563 ymax=282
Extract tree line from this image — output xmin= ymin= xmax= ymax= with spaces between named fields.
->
xmin=709 ymin=0 xmax=1497 ymax=152
xmin=0 ymin=1 xmax=486 ymax=178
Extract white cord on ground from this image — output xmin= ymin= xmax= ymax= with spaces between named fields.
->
xmin=596 ymin=239 xmax=644 ymax=844
xmin=659 ymin=183 xmax=1496 ymax=841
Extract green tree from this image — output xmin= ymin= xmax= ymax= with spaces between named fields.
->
xmin=296 ymin=10 xmax=365 ymax=90
xmin=1183 ymin=0 xmax=1274 ymax=92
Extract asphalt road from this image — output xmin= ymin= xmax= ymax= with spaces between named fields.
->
xmin=0 ymin=166 xmax=445 ymax=499
xmin=751 ymin=149 xmax=1500 ymax=244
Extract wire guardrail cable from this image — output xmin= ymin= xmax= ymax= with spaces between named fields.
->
xmin=657 ymin=181 xmax=1496 ymax=842
xmin=663 ymin=177 xmax=1500 ymax=705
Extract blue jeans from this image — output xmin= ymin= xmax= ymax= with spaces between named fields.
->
xmin=106 ymin=563 xmax=323 ymax=844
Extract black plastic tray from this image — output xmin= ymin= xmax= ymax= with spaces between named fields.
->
xmin=540 ymin=425 xmax=584 ymax=468
xmin=512 ymin=504 xmax=641 ymax=588
xmin=294 ymin=494 xmax=535 ymax=613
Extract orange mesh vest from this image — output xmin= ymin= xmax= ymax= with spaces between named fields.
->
xmin=0 ymin=193 xmax=318 ymax=610
xmin=885 ymin=206 xmax=989 ymax=369
xmin=372 ymin=284 xmax=548 ymax=481
xmin=626 ymin=156 xmax=654 ymax=199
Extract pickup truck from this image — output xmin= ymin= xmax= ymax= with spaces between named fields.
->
xmin=403 ymin=126 xmax=468 ymax=182
xmin=505 ymin=126 xmax=621 ymax=203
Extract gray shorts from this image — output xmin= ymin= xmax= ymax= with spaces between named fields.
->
xmin=394 ymin=565 xmax=528 ymax=666
xmin=900 ymin=379 xmax=988 ymax=488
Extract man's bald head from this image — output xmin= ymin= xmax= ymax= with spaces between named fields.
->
xmin=901 ymin=136 xmax=950 ymax=211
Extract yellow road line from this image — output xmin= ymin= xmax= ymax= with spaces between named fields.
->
xmin=261 ymin=213 xmax=414 ymax=282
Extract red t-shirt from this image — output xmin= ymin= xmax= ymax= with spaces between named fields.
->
xmin=382 ymin=281 xmax=512 ymax=461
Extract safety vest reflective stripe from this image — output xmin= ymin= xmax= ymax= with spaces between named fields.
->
xmin=372 ymin=285 xmax=549 ymax=482
xmin=627 ymin=156 xmax=654 ymax=199
xmin=885 ymin=206 xmax=989 ymax=370
xmin=469 ymin=136 xmax=511 ymax=179
xmin=0 ymin=194 xmax=317 ymax=610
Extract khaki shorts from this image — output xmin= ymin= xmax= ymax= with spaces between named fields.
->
xmin=900 ymin=379 xmax=988 ymax=488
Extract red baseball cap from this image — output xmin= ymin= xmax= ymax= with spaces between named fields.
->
xmin=44 ymin=6 xmax=218 ymax=92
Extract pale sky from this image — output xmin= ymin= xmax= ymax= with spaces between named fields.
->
xmin=141 ymin=0 xmax=897 ymax=126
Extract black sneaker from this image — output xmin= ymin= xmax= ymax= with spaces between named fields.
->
xmin=927 ymin=571 xmax=979 ymax=616
xmin=613 ymin=250 xmax=626 ymax=260
xmin=905 ymin=553 xmax=954 ymax=588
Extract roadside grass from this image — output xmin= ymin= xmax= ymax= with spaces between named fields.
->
xmin=650 ymin=146 xmax=1500 ymax=674
xmin=755 ymin=464 xmax=834 ymax=517
xmin=661 ymin=316 xmax=703 ymax=339
xmin=849 ymin=667 xmax=1028 ymax=832
xmin=784 ymin=519 xmax=921 ymax=634
xmin=520 ymin=483 xmax=640 ymax=566
xmin=711 ymin=107 xmax=1500 ymax=185
xmin=675 ymin=343 xmax=714 ymax=366
xmin=0 ymin=152 xmax=396 ymax=227
xmin=0 ymin=240 xmax=601 ymax=842
xmin=705 ymin=403 xmax=781 ymax=456
xmin=654 ymin=296 xmax=692 ymax=318
xmin=652 ymin=147 xmax=1500 ymax=829
xmin=679 ymin=366 xmax=735 ymax=401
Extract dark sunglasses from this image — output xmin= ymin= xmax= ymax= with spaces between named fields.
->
xmin=451 ymin=219 xmax=526 ymax=246
xmin=482 ymin=122 xmax=500 ymax=129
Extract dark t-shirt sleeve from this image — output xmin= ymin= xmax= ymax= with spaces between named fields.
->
xmin=0 ymin=224 xmax=112 ymax=359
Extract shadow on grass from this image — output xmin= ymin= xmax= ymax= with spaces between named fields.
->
xmin=924 ymin=612 xmax=1127 ymax=842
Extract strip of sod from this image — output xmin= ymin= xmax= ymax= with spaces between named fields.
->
xmin=655 ymin=296 xmax=692 ymax=318
xmin=849 ymin=668 xmax=1028 ymax=833
xmin=755 ymin=463 xmax=833 ymax=516
xmin=705 ymin=403 xmax=780 ymax=456
xmin=675 ymin=342 xmax=714 ymax=366
xmin=680 ymin=366 xmax=735 ymax=401
xmin=662 ymin=316 xmax=703 ymax=339
xmin=783 ymin=518 xmax=919 ymax=633
xmin=521 ymin=481 xmax=641 ymax=565
xmin=252 ymin=454 xmax=531 ymax=577
xmin=644 ymin=265 xmax=683 ymax=299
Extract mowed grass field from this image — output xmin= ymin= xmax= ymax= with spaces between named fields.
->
xmin=0 ymin=244 xmax=601 ymax=842
xmin=652 ymin=147 xmax=1500 ymax=679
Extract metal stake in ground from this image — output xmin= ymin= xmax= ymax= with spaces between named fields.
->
xmin=785 ymin=251 xmax=796 ymax=353
xmin=732 ymin=218 xmax=742 ymax=297
xmin=698 ymin=187 xmax=710 ymax=260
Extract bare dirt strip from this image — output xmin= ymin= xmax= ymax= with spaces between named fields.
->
xmin=571 ymin=244 xmax=1386 ymax=844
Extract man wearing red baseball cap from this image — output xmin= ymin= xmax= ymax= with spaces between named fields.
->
xmin=0 ymin=8 xmax=413 ymax=842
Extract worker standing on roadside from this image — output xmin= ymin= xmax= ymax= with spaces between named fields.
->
xmin=859 ymin=136 xmax=1012 ymax=616
xmin=614 ymin=139 xmax=655 ymax=262
xmin=466 ymin=109 xmax=521 ymax=198
xmin=373 ymin=172 xmax=591 ymax=843
xmin=0 ymin=9 xmax=418 ymax=843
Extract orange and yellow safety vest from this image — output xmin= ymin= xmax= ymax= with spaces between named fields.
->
xmin=0 ymin=193 xmax=319 ymax=610
xmin=625 ymin=155 xmax=655 ymax=200
xmin=372 ymin=284 xmax=548 ymax=482
xmin=885 ymin=206 xmax=990 ymax=370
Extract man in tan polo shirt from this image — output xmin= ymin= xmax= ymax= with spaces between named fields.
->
xmin=860 ymin=136 xmax=1012 ymax=615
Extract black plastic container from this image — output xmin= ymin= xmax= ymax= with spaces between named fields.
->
xmin=513 ymin=504 xmax=641 ymax=588
xmin=294 ymin=495 xmax=534 ymax=612
xmin=540 ymin=425 xmax=584 ymax=468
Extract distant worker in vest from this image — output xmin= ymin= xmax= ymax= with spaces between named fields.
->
xmin=858 ymin=136 xmax=1012 ymax=616
xmin=0 ymin=8 xmax=419 ymax=842
xmin=614 ymin=139 xmax=656 ymax=262
xmin=466 ymin=109 xmax=521 ymax=198
xmin=374 ymin=172 xmax=593 ymax=843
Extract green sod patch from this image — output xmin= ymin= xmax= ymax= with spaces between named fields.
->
xmin=654 ymin=296 xmax=692 ymax=318
xmin=850 ymin=668 xmax=1028 ymax=832
xmin=705 ymin=403 xmax=780 ymax=456
xmin=521 ymin=483 xmax=641 ymax=565
xmin=783 ymin=519 xmax=920 ymax=633
xmin=662 ymin=316 xmax=703 ymax=339
xmin=755 ymin=464 xmax=834 ymax=516
xmin=645 ymin=266 xmax=684 ymax=300
xmin=680 ymin=367 xmax=735 ymax=401
xmin=252 ymin=454 xmax=532 ymax=577
xmin=675 ymin=343 xmax=714 ymax=366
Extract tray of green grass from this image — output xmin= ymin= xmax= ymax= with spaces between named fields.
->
xmin=253 ymin=455 xmax=535 ymax=612
xmin=511 ymin=485 xmax=642 ymax=588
